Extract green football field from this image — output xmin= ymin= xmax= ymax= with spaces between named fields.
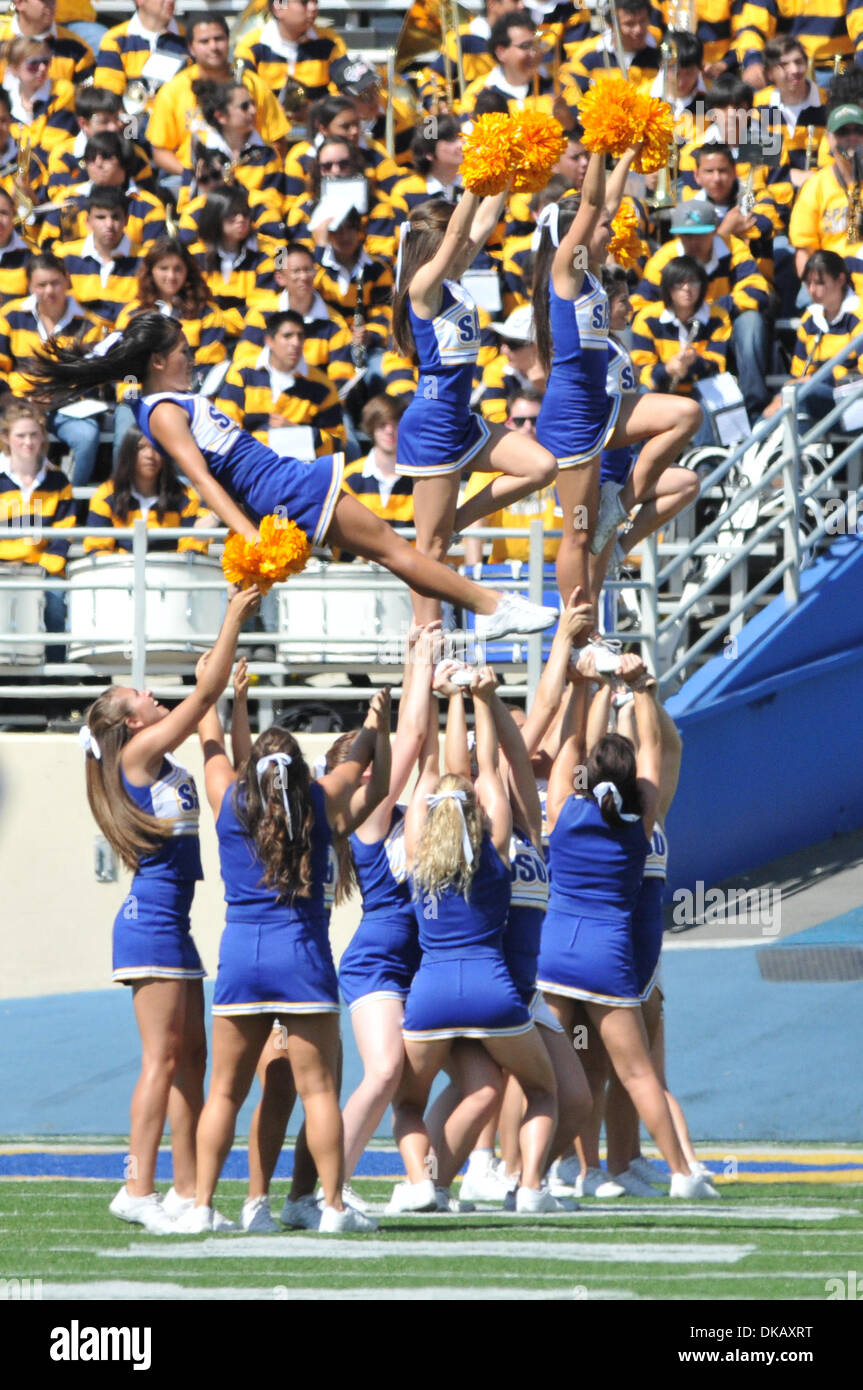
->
xmin=3 ymin=1176 xmax=861 ymax=1301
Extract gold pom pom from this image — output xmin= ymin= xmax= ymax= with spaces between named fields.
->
xmin=222 ymin=513 xmax=312 ymax=594
xmin=511 ymin=110 xmax=568 ymax=193
xmin=461 ymin=112 xmax=518 ymax=196
xmin=607 ymin=198 xmax=648 ymax=271
xmin=576 ymin=72 xmax=673 ymax=172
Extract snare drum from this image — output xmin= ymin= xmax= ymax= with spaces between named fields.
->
xmin=0 ymin=564 xmax=45 ymax=665
xmin=67 ymin=552 xmax=225 ymax=666
xmin=277 ymin=561 xmax=413 ymax=665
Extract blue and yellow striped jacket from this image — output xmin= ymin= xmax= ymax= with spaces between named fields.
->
xmin=631 ymin=233 xmax=770 ymax=318
xmin=234 ymin=291 xmax=354 ymax=381
xmin=234 ymin=18 xmax=346 ymax=102
xmin=217 ymin=351 xmax=345 ymax=454
xmin=312 ymin=248 xmax=393 ymax=347
xmin=630 ymin=300 xmax=733 ymax=393
xmin=176 ymin=133 xmax=289 ymax=215
xmin=0 ymin=18 xmax=94 ymax=86
xmin=92 ymin=17 xmax=187 ymax=98
xmin=83 ymin=481 xmax=209 ymax=555
xmin=46 ymin=137 xmax=155 ymax=201
xmin=341 ymin=451 xmax=414 ymax=526
xmin=55 ymin=235 xmax=141 ymax=329
xmin=0 ymin=233 xmax=33 ymax=311
xmin=732 ymin=0 xmax=852 ymax=68
xmin=0 ymin=463 xmax=75 ymax=573
xmin=187 ymin=237 xmax=279 ymax=337
xmin=789 ymin=292 xmax=863 ymax=382
xmin=0 ymin=293 xmax=100 ymax=395
xmin=39 ymin=185 xmax=168 ymax=252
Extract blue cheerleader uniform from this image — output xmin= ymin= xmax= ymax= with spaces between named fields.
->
xmin=633 ymin=822 xmax=668 ymax=1001
xmin=537 ymin=795 xmax=650 ymax=1007
xmin=339 ymin=810 xmax=421 ymax=1011
xmin=112 ymin=754 xmax=205 ymax=983
xmin=505 ymin=829 xmax=564 ymax=1035
xmin=403 ymin=833 xmax=530 ymax=1039
xmin=211 ymin=779 xmax=340 ymax=1016
xmin=395 ymin=279 xmax=491 ymax=477
xmin=133 ymin=392 xmax=344 ymax=542
xmin=536 ymin=270 xmax=620 ymax=469
xmin=600 ymin=336 xmax=639 ymax=486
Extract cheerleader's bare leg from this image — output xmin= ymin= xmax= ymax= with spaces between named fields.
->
xmin=554 ymin=458 xmax=601 ymax=606
xmin=284 ymin=1014 xmax=344 ymax=1211
xmin=451 ymin=426 xmax=558 ymax=532
xmin=247 ymin=1027 xmax=296 ymax=1199
xmin=481 ymin=1027 xmax=557 ymax=1191
xmin=408 ymin=473 xmax=462 ymax=622
xmin=165 ymin=979 xmax=207 ymax=1199
xmin=606 ymin=394 xmax=702 ymax=512
xmin=430 ymin=1041 xmax=505 ymax=1189
xmin=195 ymin=1015 xmax=273 ymax=1208
xmin=342 ymin=996 xmax=406 ymax=1181
xmin=129 ymin=978 xmax=203 ymax=1197
xmin=393 ymin=1037 xmax=453 ymax=1182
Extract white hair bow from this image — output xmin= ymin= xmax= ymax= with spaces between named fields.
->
xmin=426 ymin=788 xmax=474 ymax=865
xmin=593 ymin=780 xmax=640 ymax=823
xmin=79 ymin=725 xmax=101 ymax=760
xmin=257 ymin=753 xmax=294 ymax=835
xmin=536 ymin=202 xmax=561 ymax=248
xmin=395 ymin=221 xmax=411 ymax=290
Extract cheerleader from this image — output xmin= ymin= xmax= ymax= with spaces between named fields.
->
xmin=537 ymin=653 xmax=716 ymax=1198
xmin=391 ymin=191 xmax=558 ymax=624
xmin=532 ymin=150 xmax=702 ymax=605
xmin=390 ymin=668 xmax=558 ymax=1215
xmin=174 ymin=689 xmax=393 ymax=1234
xmin=79 ymin=585 xmax=261 ymax=1233
xmin=29 ymin=313 xmax=557 ymax=641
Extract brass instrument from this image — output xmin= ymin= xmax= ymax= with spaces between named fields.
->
xmin=12 ymin=136 xmax=39 ymax=250
xmin=667 ymin=0 xmax=697 ymax=33
xmin=846 ymin=149 xmax=863 ymax=244
xmin=534 ymin=27 xmax=562 ymax=98
xmin=805 ymin=124 xmax=817 ymax=170
xmin=123 ymin=80 xmax=150 ymax=118
xmin=648 ymin=37 xmax=679 ymax=211
xmin=737 ymin=168 xmax=755 ymax=215
xmin=597 ymin=0 xmax=628 ymax=72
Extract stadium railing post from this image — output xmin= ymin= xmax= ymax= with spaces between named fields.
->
xmin=527 ymin=518 xmax=544 ymax=703
xmin=780 ymin=383 xmax=801 ymax=605
xmin=132 ymin=518 xmax=148 ymax=691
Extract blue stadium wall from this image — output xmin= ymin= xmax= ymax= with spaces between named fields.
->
xmin=664 ymin=532 xmax=863 ymax=895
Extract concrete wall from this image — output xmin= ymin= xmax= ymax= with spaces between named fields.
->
xmin=0 ymin=732 xmax=362 ymax=1000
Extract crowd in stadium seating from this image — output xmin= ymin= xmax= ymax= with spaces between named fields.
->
xmin=2 ymin=0 xmax=863 ymax=659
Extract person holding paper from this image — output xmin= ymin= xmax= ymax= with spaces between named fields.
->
xmin=0 ymin=251 xmax=101 ymax=484
xmin=288 ymin=138 xmax=397 ymax=262
xmin=93 ymin=0 xmax=187 ymax=111
xmin=216 ymin=308 xmax=345 ymax=456
xmin=284 ymin=92 xmax=401 ymax=203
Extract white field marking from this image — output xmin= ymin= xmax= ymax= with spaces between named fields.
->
xmin=375 ymin=1203 xmax=850 ymax=1222
xmin=661 ymin=937 xmax=766 ymax=949
xmin=102 ymin=1236 xmax=756 ymax=1264
xmin=43 ymin=1281 xmax=639 ymax=1301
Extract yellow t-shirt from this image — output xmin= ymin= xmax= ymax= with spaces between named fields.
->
xmin=461 ymin=471 xmax=561 ymax=562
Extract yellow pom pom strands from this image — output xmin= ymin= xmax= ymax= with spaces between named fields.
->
xmin=461 ymin=113 xmax=516 ymax=197
xmin=607 ymin=199 xmax=648 ymax=271
xmin=461 ymin=111 xmax=567 ymax=197
xmin=576 ymin=71 xmax=673 ymax=174
xmin=222 ymin=513 xmax=312 ymax=594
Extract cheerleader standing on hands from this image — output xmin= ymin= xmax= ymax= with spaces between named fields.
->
xmin=392 ymin=191 xmax=558 ymax=623
xmin=80 ymin=586 xmax=261 ymax=1234
xmin=28 ymin=315 xmax=557 ymax=642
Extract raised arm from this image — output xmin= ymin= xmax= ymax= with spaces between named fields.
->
xmin=409 ymin=190 xmax=481 ymax=311
xmin=615 ymin=654 xmax=661 ymax=835
xmin=546 ymin=680 xmax=589 ymax=831
xmin=147 ymin=401 xmax=259 ymax=543
xmin=520 ymin=586 xmax=594 ymax=756
xmin=586 ymin=682 xmax=613 ymax=754
xmin=405 ymin=699 xmax=442 ymax=865
xmin=463 ymin=189 xmax=510 ymax=268
xmin=121 ymin=586 xmax=260 ymax=781
xmin=320 ymin=688 xmax=392 ymax=836
xmin=553 ymin=152 xmax=605 ymax=298
xmin=604 ymin=148 xmax=637 ymax=221
xmin=471 ymin=667 xmax=512 ymax=860
xmin=197 ymin=698 xmax=236 ymax=819
xmin=230 ymin=656 xmax=253 ymax=770
xmin=490 ymin=691 xmax=542 ymax=849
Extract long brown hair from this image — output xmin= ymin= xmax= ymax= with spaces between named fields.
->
xmin=532 ymin=194 xmax=580 ymax=373
xmin=235 ymin=727 xmax=317 ymax=903
xmin=391 ymin=197 xmax=456 ymax=359
xmin=586 ymin=733 xmax=643 ymax=827
xmin=82 ymin=690 xmax=177 ymax=872
xmin=322 ymin=729 xmax=362 ymax=905
xmin=412 ymin=773 xmax=485 ymax=903
xmin=133 ymin=237 xmax=212 ymax=317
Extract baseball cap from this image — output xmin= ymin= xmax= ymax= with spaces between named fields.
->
xmin=827 ymin=104 xmax=863 ymax=134
xmin=331 ymin=58 xmax=380 ymax=97
xmin=670 ymin=200 xmax=719 ymax=235
xmin=488 ymin=305 xmax=536 ymax=343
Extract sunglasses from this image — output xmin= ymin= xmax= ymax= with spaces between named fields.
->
xmin=509 ymin=39 xmax=537 ymax=51
xmin=234 ymin=100 xmax=254 ymax=112
xmin=320 ymin=158 xmax=351 ymax=171
xmin=24 ymin=58 xmax=50 ymax=71
xmin=509 ymin=414 xmax=539 ymax=426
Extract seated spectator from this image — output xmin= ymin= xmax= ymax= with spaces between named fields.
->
xmin=84 ymin=425 xmax=210 ymax=554
xmin=234 ymin=239 xmax=353 ymax=382
xmin=54 ymin=187 xmax=139 ymax=329
xmin=764 ymin=249 xmax=863 ymax=423
xmin=38 ymin=131 xmax=168 ymax=249
xmin=686 ymin=144 xmax=777 ymax=283
xmin=177 ymin=178 xmax=283 ymax=250
xmin=310 ymin=203 xmax=394 ymax=379
xmin=753 ymin=37 xmax=826 ymax=188
xmin=476 ymin=305 xmax=547 ymax=422
xmin=461 ymin=386 xmax=560 ymax=566
xmin=177 ymin=79 xmax=288 ymax=214
xmin=0 ymin=186 xmax=31 ymax=309
xmin=649 ymin=28 xmax=704 ymax=126
xmin=284 ymin=93 xmax=400 ymax=202
xmin=288 ymin=138 xmax=397 ymax=261
xmin=93 ymin=0 xmax=187 ymax=110
xmin=147 ymin=10 xmax=288 ymax=181
xmin=3 ymin=34 xmax=76 ymax=158
xmin=562 ymin=0 xmax=659 ymax=96
xmin=790 ymin=102 xmax=863 ymax=296
xmin=630 ymin=256 xmax=732 ymax=403
xmin=0 ymin=400 xmax=74 ymax=660
xmin=632 ymin=199 xmax=771 ymax=418
xmin=0 ymin=252 xmax=101 ymax=483
xmin=391 ymin=116 xmax=464 ymax=213
xmin=187 ymin=185 xmax=278 ymax=335
xmin=340 ymin=393 xmax=413 ymax=527
xmin=217 ymin=308 xmax=345 ymax=454
xmin=233 ymin=0 xmax=346 ymax=105
xmin=46 ymin=84 xmax=155 ymax=199
xmin=678 ymin=74 xmax=759 ymax=191
xmin=459 ymin=9 xmax=557 ymax=116
xmin=330 ymin=55 xmax=414 ymax=167
xmin=0 ymin=0 xmax=94 ymax=86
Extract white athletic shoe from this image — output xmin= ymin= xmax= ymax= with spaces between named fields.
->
xmin=689 ymin=1160 xmax=718 ymax=1186
xmin=475 ymin=593 xmax=559 ymax=642
xmin=548 ymin=1155 xmax=581 ymax=1190
xmin=173 ymin=1204 xmax=236 ymax=1234
xmin=434 ymin=1186 xmax=475 ymax=1213
xmin=590 ymin=480 xmax=628 ymax=555
xmin=109 ymin=1186 xmax=176 ymax=1235
xmin=280 ymin=1194 xmax=322 ymax=1230
xmin=161 ymin=1186 xmax=194 ymax=1220
xmin=574 ymin=1167 xmax=626 ymax=1199
xmin=616 ymin=1166 xmax=664 ymax=1198
xmin=241 ymin=1196 xmax=281 ymax=1233
xmin=319 ymin=1204 xmax=378 ymax=1234
xmin=515 ymin=1185 xmax=559 ymax=1213
xmin=460 ymin=1162 xmax=513 ymax=1204
xmin=629 ymin=1156 xmax=670 ymax=1189
xmin=670 ymin=1172 xmax=721 ymax=1200
xmin=385 ymin=1179 xmax=437 ymax=1214
xmin=341 ymin=1182 xmax=369 ymax=1213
